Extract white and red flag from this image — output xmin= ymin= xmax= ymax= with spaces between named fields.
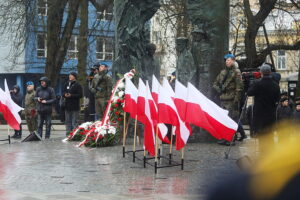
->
xmin=0 ymin=79 xmax=23 ymax=130
xmin=123 ymin=78 xmax=138 ymax=119
xmin=151 ymin=75 xmax=160 ymax=105
xmin=158 ymin=80 xmax=191 ymax=150
xmin=185 ymin=83 xmax=238 ymax=141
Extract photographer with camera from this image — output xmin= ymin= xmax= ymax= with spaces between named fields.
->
xmin=213 ymin=54 xmax=246 ymax=145
xmin=247 ymin=64 xmax=280 ymax=139
xmin=63 ymin=72 xmax=83 ymax=136
xmin=89 ymin=63 xmax=112 ymax=120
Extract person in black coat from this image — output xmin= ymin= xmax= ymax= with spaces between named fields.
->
xmin=292 ymin=97 xmax=300 ymax=123
xmin=62 ymin=72 xmax=83 ymax=135
xmin=247 ymin=64 xmax=280 ymax=137
xmin=10 ymin=85 xmax=23 ymax=138
xmin=35 ymin=76 xmax=56 ymax=139
xmin=276 ymin=97 xmax=293 ymax=122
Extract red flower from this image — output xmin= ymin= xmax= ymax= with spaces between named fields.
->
xmin=115 ymin=111 xmax=120 ymax=115
xmin=112 ymin=121 xmax=116 ymax=123
xmin=117 ymin=99 xmax=121 ymax=103
xmin=118 ymin=117 xmax=122 ymax=121
xmin=110 ymin=107 xmax=113 ymax=111
xmin=93 ymin=136 xmax=97 ymax=141
xmin=114 ymin=104 xmax=119 ymax=108
xmin=99 ymin=135 xmax=103 ymax=139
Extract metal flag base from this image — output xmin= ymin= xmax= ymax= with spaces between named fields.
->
xmin=0 ymin=135 xmax=11 ymax=144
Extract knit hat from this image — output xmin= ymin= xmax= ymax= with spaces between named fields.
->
xmin=26 ymin=81 xmax=34 ymax=86
xmin=260 ymin=64 xmax=271 ymax=75
xmin=280 ymin=97 xmax=288 ymax=103
xmin=69 ymin=72 xmax=77 ymax=79
xmin=295 ymin=97 xmax=300 ymax=106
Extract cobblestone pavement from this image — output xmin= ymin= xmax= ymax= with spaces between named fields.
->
xmin=0 ymin=125 xmax=256 ymax=200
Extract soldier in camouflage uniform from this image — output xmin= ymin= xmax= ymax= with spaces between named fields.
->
xmin=90 ymin=64 xmax=113 ymax=120
xmin=24 ymin=81 xmax=37 ymax=134
xmin=213 ymin=54 xmax=244 ymax=144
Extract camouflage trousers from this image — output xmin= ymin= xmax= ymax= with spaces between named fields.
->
xmin=25 ymin=110 xmax=37 ymax=133
xmin=221 ymin=100 xmax=240 ymax=122
xmin=95 ymin=97 xmax=108 ymax=120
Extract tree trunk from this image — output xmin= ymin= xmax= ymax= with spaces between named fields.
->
xmin=78 ymin=0 xmax=88 ymax=88
xmin=45 ymin=0 xmax=80 ymax=88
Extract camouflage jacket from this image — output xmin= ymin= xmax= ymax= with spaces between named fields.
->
xmin=90 ymin=71 xmax=113 ymax=99
xmin=213 ymin=66 xmax=243 ymax=102
xmin=25 ymin=90 xmax=36 ymax=111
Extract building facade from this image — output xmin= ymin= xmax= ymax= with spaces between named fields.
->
xmin=0 ymin=0 xmax=114 ymax=95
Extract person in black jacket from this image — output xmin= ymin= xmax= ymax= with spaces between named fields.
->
xmin=10 ymin=85 xmax=23 ymax=138
xmin=276 ymin=97 xmax=293 ymax=122
xmin=63 ymin=72 xmax=83 ymax=135
xmin=35 ymin=77 xmax=56 ymax=139
xmin=292 ymin=97 xmax=300 ymax=123
xmin=247 ymin=64 xmax=280 ymax=138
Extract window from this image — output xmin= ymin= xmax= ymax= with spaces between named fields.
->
xmin=96 ymin=6 xmax=113 ymax=21
xmin=67 ymin=36 xmax=78 ymax=59
xmin=277 ymin=50 xmax=286 ymax=70
xmin=37 ymin=0 xmax=47 ymax=16
xmin=96 ymin=37 xmax=114 ymax=60
xmin=37 ymin=33 xmax=46 ymax=58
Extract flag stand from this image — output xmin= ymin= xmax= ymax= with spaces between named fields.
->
xmin=0 ymin=125 xmax=11 ymax=144
xmin=169 ymin=126 xmax=174 ymax=164
xmin=154 ymin=126 xmax=159 ymax=174
xmin=132 ymin=116 xmax=138 ymax=162
xmin=181 ymin=148 xmax=185 ymax=170
xmin=122 ymin=113 xmax=127 ymax=158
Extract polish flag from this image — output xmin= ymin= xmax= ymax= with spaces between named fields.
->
xmin=0 ymin=79 xmax=23 ymax=130
xmin=185 ymin=83 xmax=238 ymax=141
xmin=158 ymin=81 xmax=191 ymax=150
xmin=123 ymin=78 xmax=138 ymax=118
xmin=138 ymin=79 xmax=169 ymax=145
xmin=151 ymin=75 xmax=160 ymax=104
xmin=174 ymin=80 xmax=188 ymax=121
xmin=143 ymin=82 xmax=157 ymax=156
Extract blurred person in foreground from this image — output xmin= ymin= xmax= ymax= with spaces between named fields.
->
xmin=207 ymin=122 xmax=300 ymax=200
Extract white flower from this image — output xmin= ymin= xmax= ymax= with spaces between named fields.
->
xmin=108 ymin=126 xmax=116 ymax=135
xmin=79 ymin=122 xmax=93 ymax=130
xmin=112 ymin=96 xmax=118 ymax=102
xmin=118 ymin=91 xmax=124 ymax=98
xmin=118 ymin=82 xmax=125 ymax=89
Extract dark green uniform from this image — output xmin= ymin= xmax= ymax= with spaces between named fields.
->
xmin=90 ymin=71 xmax=113 ymax=120
xmin=24 ymin=90 xmax=37 ymax=133
xmin=213 ymin=65 xmax=243 ymax=121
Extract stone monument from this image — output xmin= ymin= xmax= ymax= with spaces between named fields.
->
xmin=176 ymin=37 xmax=196 ymax=86
xmin=113 ymin=0 xmax=160 ymax=80
xmin=141 ymin=43 xmax=160 ymax=84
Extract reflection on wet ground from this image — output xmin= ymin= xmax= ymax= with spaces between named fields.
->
xmin=0 ymin=128 xmax=252 ymax=200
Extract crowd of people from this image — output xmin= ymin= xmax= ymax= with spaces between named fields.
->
xmin=212 ymin=53 xmax=300 ymax=146
xmin=8 ymin=55 xmax=300 ymax=142
xmin=9 ymin=63 xmax=112 ymax=139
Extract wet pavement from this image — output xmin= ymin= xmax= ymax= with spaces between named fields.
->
xmin=0 ymin=125 xmax=255 ymax=200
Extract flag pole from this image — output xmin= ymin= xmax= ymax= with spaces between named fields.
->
xmin=7 ymin=125 xmax=11 ymax=144
xmin=181 ymin=147 xmax=185 ymax=170
xmin=169 ymin=126 xmax=174 ymax=164
xmin=133 ymin=115 xmax=138 ymax=162
xmin=122 ymin=112 xmax=127 ymax=158
xmin=154 ymin=125 xmax=159 ymax=174
xmin=143 ymin=149 xmax=147 ymax=168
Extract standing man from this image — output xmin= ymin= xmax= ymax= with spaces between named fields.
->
xmin=24 ymin=81 xmax=37 ymax=136
xmin=63 ymin=72 xmax=83 ymax=136
xmin=10 ymin=85 xmax=23 ymax=139
xmin=35 ymin=77 xmax=56 ymax=139
xmin=247 ymin=64 xmax=280 ymax=137
xmin=90 ymin=64 xmax=113 ymax=120
xmin=213 ymin=54 xmax=245 ymax=145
